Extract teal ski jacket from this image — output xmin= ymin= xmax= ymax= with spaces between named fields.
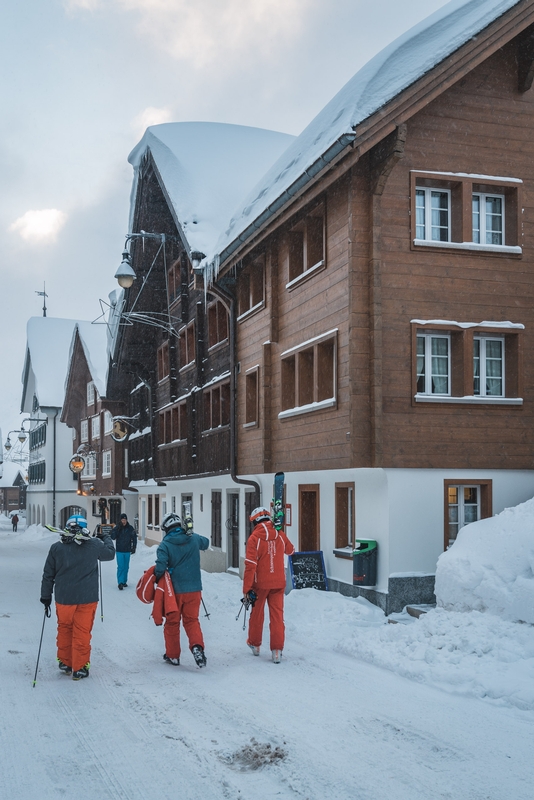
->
xmin=154 ymin=526 xmax=209 ymax=594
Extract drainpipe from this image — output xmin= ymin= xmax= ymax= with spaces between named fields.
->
xmin=207 ymin=281 xmax=261 ymax=504
xmin=52 ymin=410 xmax=58 ymax=526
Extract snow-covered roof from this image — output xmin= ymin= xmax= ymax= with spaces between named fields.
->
xmin=70 ymin=321 xmax=110 ymax=398
xmin=22 ymin=317 xmax=81 ymax=409
xmin=0 ymin=461 xmax=27 ymax=488
xmin=213 ymin=0 xmax=522 ymax=267
xmin=127 ymin=122 xmax=296 ymax=259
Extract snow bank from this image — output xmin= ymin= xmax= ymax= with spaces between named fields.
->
xmin=338 ymin=607 xmax=534 ymax=712
xmin=435 ymin=497 xmax=534 ymax=623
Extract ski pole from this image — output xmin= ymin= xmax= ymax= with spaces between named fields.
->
xmin=201 ymin=598 xmax=210 ymax=619
xmin=236 ymin=602 xmax=244 ymax=622
xmin=32 ymin=605 xmax=51 ymax=687
xmin=242 ymin=604 xmax=248 ymax=631
xmin=99 ymin=562 xmax=104 ymax=622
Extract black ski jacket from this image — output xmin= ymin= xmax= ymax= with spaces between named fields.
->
xmin=111 ymin=522 xmax=137 ymax=553
xmin=41 ymin=534 xmax=115 ymax=605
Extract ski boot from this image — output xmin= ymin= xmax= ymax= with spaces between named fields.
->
xmin=191 ymin=645 xmax=207 ymax=668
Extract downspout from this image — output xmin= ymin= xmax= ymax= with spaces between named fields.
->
xmin=207 ymin=281 xmax=261 ymax=504
xmin=53 ymin=410 xmax=58 ymax=526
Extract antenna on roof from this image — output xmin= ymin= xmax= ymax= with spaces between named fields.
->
xmin=35 ymin=283 xmax=48 ymax=317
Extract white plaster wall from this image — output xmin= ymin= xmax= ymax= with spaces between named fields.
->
xmin=385 ymin=469 xmax=534 ymax=576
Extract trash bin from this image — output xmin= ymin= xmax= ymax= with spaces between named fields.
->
xmin=353 ymin=539 xmax=378 ymax=587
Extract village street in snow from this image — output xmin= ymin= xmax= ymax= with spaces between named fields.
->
xmin=1 ymin=515 xmax=533 ymax=800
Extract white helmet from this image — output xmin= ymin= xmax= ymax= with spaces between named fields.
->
xmin=249 ymin=507 xmax=271 ymax=525
xmin=161 ymin=512 xmax=182 ymax=534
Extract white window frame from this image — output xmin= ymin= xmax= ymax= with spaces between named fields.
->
xmin=104 ymin=410 xmax=113 ymax=435
xmin=472 ymin=192 xmax=505 ymax=245
xmin=415 ymin=187 xmax=451 ymax=242
xmin=416 ymin=333 xmax=450 ymax=396
xmin=87 ymin=381 xmax=95 ymax=406
xmin=474 ymin=336 xmax=505 ymax=398
xmin=82 ymin=453 xmax=96 ymax=478
xmin=91 ymin=414 xmax=100 ymax=440
xmin=80 ymin=419 xmax=88 ymax=443
xmin=102 ymin=450 xmax=112 ymax=477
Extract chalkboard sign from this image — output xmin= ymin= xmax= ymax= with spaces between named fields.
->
xmin=95 ymin=524 xmax=114 ymax=537
xmin=289 ymin=551 xmax=328 ymax=591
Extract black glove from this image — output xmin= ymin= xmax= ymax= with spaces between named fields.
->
xmin=241 ymin=591 xmax=257 ymax=610
xmin=131 ymin=549 xmax=136 ymax=555
xmin=40 ymin=598 xmax=51 ymax=617
xmin=154 ymin=573 xmax=163 ymax=583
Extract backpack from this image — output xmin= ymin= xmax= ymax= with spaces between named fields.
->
xmin=136 ymin=566 xmax=156 ymax=604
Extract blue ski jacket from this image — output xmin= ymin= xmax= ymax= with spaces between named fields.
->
xmin=154 ymin=526 xmax=209 ymax=594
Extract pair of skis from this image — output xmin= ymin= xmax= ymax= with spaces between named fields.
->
xmin=272 ymin=471 xmax=285 ymax=531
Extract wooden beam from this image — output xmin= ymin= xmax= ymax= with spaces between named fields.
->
xmin=369 ymin=124 xmax=408 ymax=196
xmin=517 ymin=23 xmax=534 ymax=91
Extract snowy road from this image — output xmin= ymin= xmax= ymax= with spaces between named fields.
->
xmin=1 ymin=525 xmax=533 ymax=800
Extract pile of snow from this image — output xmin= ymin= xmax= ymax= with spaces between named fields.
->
xmin=435 ymin=497 xmax=534 ymax=624
xmin=338 ymin=606 xmax=534 ymax=712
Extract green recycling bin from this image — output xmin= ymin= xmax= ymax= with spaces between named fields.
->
xmin=353 ymin=539 xmax=378 ymax=587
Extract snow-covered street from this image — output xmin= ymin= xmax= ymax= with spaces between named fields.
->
xmin=1 ymin=520 xmax=533 ymax=800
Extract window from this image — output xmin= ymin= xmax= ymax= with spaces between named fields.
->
xmin=154 ymin=495 xmax=160 ymax=527
xmin=179 ymin=321 xmax=195 ymax=369
xmin=203 ymin=381 xmax=230 ymax=430
xmin=29 ymin=424 xmax=46 ymax=450
xmin=167 ymin=260 xmax=180 ymax=303
xmin=238 ymin=259 xmax=264 ymax=318
xmin=159 ymin=401 xmax=187 ymax=445
xmin=472 ymin=193 xmax=504 ymax=245
xmin=335 ymin=483 xmax=355 ymax=549
xmin=444 ymin=480 xmax=492 ymax=549
xmin=28 ymin=461 xmax=46 ymax=484
xmin=148 ymin=495 xmax=153 ymax=526
xmin=91 ymin=414 xmax=101 ymax=440
xmin=211 ymin=491 xmax=222 ymax=547
xmin=280 ymin=330 xmax=337 ymax=418
xmin=87 ymin=381 xmax=95 ymax=406
xmin=81 ymin=419 xmax=88 ymax=442
xmin=415 ymin=187 xmax=450 ymax=242
xmin=298 ymin=484 xmax=320 ymax=551
xmin=82 ymin=453 xmax=96 ymax=478
xmin=416 ymin=333 xmax=450 ymax=395
xmin=157 ymin=341 xmax=170 ymax=381
xmin=102 ymin=450 xmax=112 ymax=477
xmin=411 ymin=171 xmax=521 ymax=252
xmin=207 ymin=300 xmax=229 ymax=348
xmin=474 ymin=337 xmax=503 ymax=397
xmin=244 ymin=368 xmax=259 ymax=427
xmin=104 ymin=410 xmax=113 ymax=435
xmin=413 ymin=322 xmax=522 ymax=404
xmin=286 ymin=203 xmax=325 ymax=287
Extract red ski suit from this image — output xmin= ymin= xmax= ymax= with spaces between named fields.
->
xmin=243 ymin=521 xmax=294 ymax=651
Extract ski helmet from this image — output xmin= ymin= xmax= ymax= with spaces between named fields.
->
xmin=249 ymin=507 xmax=271 ymax=525
xmin=66 ymin=514 xmax=88 ymax=528
xmin=161 ymin=512 xmax=182 ymax=534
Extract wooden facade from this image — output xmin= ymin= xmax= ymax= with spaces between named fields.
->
xmin=106 ymin=153 xmax=232 ymax=491
xmin=62 ymin=329 xmax=127 ymax=524
xmin=223 ymin=32 xmax=534 ymax=478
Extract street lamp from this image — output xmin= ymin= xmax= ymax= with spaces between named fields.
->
xmin=114 ymin=251 xmax=137 ymax=289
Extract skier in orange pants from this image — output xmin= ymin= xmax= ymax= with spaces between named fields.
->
xmin=243 ymin=507 xmax=294 ymax=663
xmin=40 ymin=519 xmax=115 ymax=680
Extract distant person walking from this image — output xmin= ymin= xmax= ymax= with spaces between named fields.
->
xmin=11 ymin=513 xmax=19 ymax=532
xmin=154 ymin=512 xmax=209 ymax=668
xmin=243 ymin=507 xmax=295 ymax=663
xmin=111 ymin=513 xmax=137 ymax=589
xmin=40 ymin=519 xmax=114 ymax=680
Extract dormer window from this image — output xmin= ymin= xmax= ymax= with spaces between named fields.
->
xmin=87 ymin=381 xmax=95 ymax=406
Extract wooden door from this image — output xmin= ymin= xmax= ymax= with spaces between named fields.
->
xmin=227 ymin=492 xmax=240 ymax=568
xmin=298 ymin=484 xmax=320 ymax=551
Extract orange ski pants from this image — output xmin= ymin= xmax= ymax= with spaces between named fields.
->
xmin=247 ymin=587 xmax=285 ymax=651
xmin=163 ymin=591 xmax=204 ymax=659
xmin=56 ymin=602 xmax=98 ymax=672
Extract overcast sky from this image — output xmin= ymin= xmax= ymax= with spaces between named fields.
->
xmin=0 ymin=0 xmax=448 ymax=444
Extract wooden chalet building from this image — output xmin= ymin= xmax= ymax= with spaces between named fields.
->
xmin=106 ymin=123 xmax=294 ymax=552
xmin=61 ymin=322 xmax=136 ymax=528
xmin=199 ymin=0 xmax=534 ymax=611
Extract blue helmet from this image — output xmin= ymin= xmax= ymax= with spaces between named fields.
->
xmin=66 ymin=515 xmax=88 ymax=528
